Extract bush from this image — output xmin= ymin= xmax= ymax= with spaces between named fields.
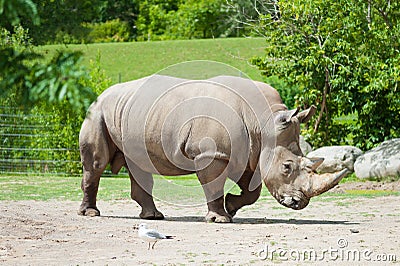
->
xmin=53 ymin=27 xmax=92 ymax=45
xmin=86 ymin=19 xmax=131 ymax=43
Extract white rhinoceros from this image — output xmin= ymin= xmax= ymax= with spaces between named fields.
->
xmin=78 ymin=75 xmax=348 ymax=222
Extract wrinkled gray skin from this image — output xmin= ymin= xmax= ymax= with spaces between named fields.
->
xmin=78 ymin=75 xmax=348 ymax=223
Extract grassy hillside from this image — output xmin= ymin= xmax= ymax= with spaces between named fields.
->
xmin=37 ymin=38 xmax=267 ymax=84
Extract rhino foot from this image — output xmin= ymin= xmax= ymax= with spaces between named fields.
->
xmin=78 ymin=207 xmax=100 ymax=217
xmin=205 ymin=211 xmax=232 ymax=223
xmin=225 ymin=193 xmax=238 ymax=217
xmin=140 ymin=209 xmax=165 ymax=220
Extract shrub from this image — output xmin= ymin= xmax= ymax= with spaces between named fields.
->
xmin=86 ymin=19 xmax=131 ymax=43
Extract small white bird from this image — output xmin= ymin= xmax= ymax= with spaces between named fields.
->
xmin=137 ymin=223 xmax=174 ymax=250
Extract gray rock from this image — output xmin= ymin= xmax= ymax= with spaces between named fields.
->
xmin=300 ymin=135 xmax=312 ymax=155
xmin=354 ymin=139 xmax=400 ymax=179
xmin=307 ymin=146 xmax=363 ymax=174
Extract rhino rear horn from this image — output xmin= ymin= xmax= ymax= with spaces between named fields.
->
xmin=308 ymin=169 xmax=349 ymax=197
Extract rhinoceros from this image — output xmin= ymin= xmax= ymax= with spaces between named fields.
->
xmin=78 ymin=75 xmax=348 ymax=222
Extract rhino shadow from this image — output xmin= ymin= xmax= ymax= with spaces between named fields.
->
xmin=102 ymin=215 xmax=358 ymax=225
xmin=167 ymin=216 xmax=358 ymax=225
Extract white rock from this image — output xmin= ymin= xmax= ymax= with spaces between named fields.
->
xmin=354 ymin=139 xmax=400 ymax=179
xmin=299 ymin=135 xmax=312 ymax=155
xmin=307 ymin=146 xmax=363 ymax=173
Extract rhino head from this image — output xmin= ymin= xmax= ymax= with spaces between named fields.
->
xmin=261 ymin=146 xmax=349 ymax=210
xmin=258 ymin=105 xmax=349 ymax=210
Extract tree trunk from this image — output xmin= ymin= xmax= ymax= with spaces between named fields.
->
xmin=314 ymin=67 xmax=330 ymax=132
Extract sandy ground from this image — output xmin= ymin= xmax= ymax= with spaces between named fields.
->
xmin=1 ymin=186 xmax=399 ymax=265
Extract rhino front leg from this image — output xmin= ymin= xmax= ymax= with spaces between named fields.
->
xmin=225 ymin=171 xmax=262 ymax=217
xmin=127 ymin=163 xmax=164 ymax=220
xmin=196 ymin=159 xmax=232 ymax=223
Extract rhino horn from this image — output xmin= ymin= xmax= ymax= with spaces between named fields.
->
xmin=306 ymin=169 xmax=350 ymax=197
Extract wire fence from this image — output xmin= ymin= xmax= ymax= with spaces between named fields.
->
xmin=0 ymin=106 xmax=80 ymax=175
xmin=0 ymin=106 xmax=82 ymax=176
xmin=0 ymin=106 xmax=127 ymax=177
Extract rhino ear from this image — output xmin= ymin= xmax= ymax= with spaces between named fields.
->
xmin=275 ymin=108 xmax=299 ymax=125
xmin=296 ymin=105 xmax=316 ymax=123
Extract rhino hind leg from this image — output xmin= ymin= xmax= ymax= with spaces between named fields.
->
xmin=78 ymin=115 xmax=113 ymax=217
xmin=78 ymin=145 xmax=109 ymax=217
xmin=127 ymin=162 xmax=164 ymax=220
xmin=225 ymin=171 xmax=262 ymax=217
xmin=196 ymin=158 xmax=232 ymax=223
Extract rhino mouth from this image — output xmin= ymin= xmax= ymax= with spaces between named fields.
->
xmin=279 ymin=192 xmax=309 ymax=210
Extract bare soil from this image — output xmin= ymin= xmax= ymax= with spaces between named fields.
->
xmin=331 ymin=179 xmax=400 ymax=192
xmin=1 ymin=183 xmax=399 ymax=265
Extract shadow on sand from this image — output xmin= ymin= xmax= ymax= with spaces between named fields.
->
xmin=101 ymin=215 xmax=359 ymax=225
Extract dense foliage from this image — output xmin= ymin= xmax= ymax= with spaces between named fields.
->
xmin=0 ymin=0 xmax=259 ymax=44
xmin=0 ymin=27 xmax=111 ymax=174
xmin=137 ymin=0 xmax=235 ymax=40
xmin=252 ymin=0 xmax=400 ymax=150
xmin=0 ymin=26 xmax=97 ymax=111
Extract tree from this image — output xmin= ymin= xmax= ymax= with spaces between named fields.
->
xmin=252 ymin=0 xmax=400 ymax=149
xmin=0 ymin=1 xmax=97 ymax=112
xmin=173 ymin=0 xmax=226 ymax=39
xmin=0 ymin=0 xmax=39 ymax=27
xmin=21 ymin=0 xmax=103 ymax=44
xmin=224 ymin=0 xmax=277 ymax=37
xmin=100 ymin=0 xmax=139 ymax=30
xmin=136 ymin=0 xmax=180 ymax=40
xmin=136 ymin=0 xmax=243 ymax=40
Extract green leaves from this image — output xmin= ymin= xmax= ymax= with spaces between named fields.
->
xmin=0 ymin=27 xmax=97 ymax=113
xmin=136 ymin=0 xmax=247 ymax=40
xmin=0 ymin=0 xmax=39 ymax=26
xmin=28 ymin=51 xmax=97 ymax=111
xmin=253 ymin=0 xmax=400 ymax=149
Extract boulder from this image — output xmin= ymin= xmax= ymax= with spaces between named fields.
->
xmin=354 ymin=139 xmax=400 ymax=179
xmin=307 ymin=146 xmax=363 ymax=174
xmin=300 ymin=135 xmax=312 ymax=155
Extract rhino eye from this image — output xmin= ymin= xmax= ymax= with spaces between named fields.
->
xmin=279 ymin=116 xmax=291 ymax=126
xmin=275 ymin=114 xmax=291 ymax=128
xmin=279 ymin=116 xmax=288 ymax=123
xmin=281 ymin=161 xmax=293 ymax=175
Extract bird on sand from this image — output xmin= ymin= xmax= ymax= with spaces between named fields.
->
xmin=137 ymin=223 xmax=174 ymax=250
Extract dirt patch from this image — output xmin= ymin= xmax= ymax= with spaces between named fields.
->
xmin=1 ymin=188 xmax=399 ymax=265
xmin=331 ymin=180 xmax=400 ymax=193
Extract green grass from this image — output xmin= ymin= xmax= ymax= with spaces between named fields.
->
xmin=1 ymin=174 xmax=398 ymax=202
xmin=0 ymin=175 xmax=83 ymax=201
xmin=329 ymin=189 xmax=400 ymax=197
xmin=36 ymin=38 xmax=267 ymax=84
xmin=0 ymin=174 xmax=239 ymax=202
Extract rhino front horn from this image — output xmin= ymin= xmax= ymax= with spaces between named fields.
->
xmin=308 ymin=169 xmax=350 ymax=197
